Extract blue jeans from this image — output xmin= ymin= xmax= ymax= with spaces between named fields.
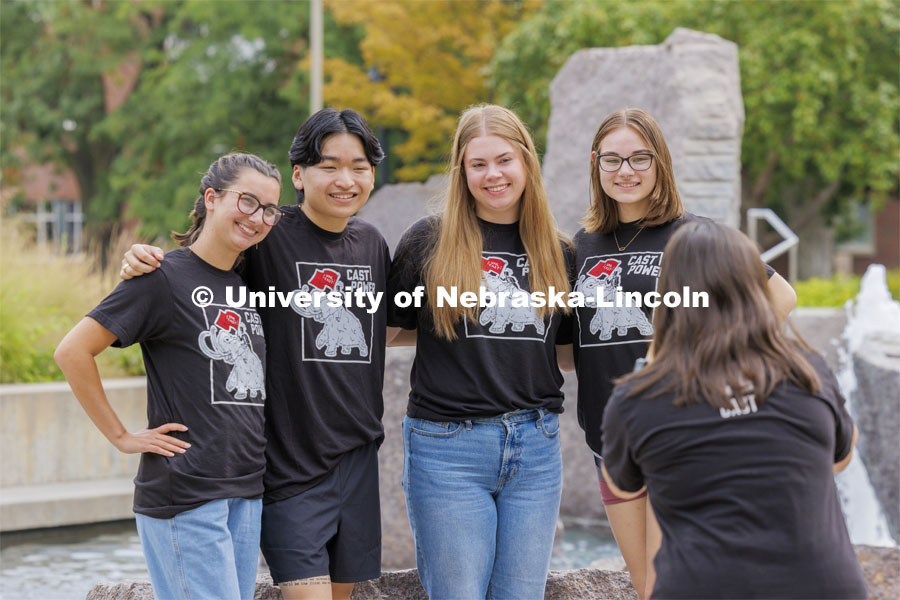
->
xmin=402 ymin=409 xmax=562 ymax=600
xmin=135 ymin=497 xmax=262 ymax=600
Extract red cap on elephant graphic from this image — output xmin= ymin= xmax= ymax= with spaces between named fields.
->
xmin=482 ymin=257 xmax=508 ymax=275
xmin=309 ymin=268 xmax=340 ymax=290
xmin=588 ymin=258 xmax=621 ymax=278
xmin=214 ymin=309 xmax=241 ymax=332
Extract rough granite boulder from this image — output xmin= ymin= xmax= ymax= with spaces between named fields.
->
xmin=85 ymin=545 xmax=897 ymax=599
xmin=852 ymin=339 xmax=900 ymax=542
xmin=85 ymin=568 xmax=637 ymax=600
xmin=543 ymin=27 xmax=744 ymax=236
xmin=856 ymin=544 xmax=900 ymax=600
xmin=358 ymin=174 xmax=446 ymax=252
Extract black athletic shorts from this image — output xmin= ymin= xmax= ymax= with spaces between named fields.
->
xmin=260 ymin=442 xmax=381 ymax=584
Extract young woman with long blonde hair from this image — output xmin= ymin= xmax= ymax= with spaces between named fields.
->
xmin=388 ymin=104 xmax=572 ymax=599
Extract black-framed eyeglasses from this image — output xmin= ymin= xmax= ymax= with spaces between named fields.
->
xmin=596 ymin=153 xmax=655 ymax=172
xmin=218 ymin=189 xmax=283 ymax=226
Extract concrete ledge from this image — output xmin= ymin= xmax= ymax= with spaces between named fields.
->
xmin=0 ymin=378 xmax=146 ymax=396
xmin=1 ymin=477 xmax=134 ymax=532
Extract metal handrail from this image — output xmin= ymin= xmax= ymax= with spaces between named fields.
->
xmin=747 ymin=208 xmax=798 ymax=284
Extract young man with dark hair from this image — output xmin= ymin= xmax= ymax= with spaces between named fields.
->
xmin=122 ymin=108 xmax=394 ymax=600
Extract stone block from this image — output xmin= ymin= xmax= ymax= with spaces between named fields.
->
xmin=0 ymin=478 xmax=134 ymax=531
xmin=359 ymin=175 xmax=446 ymax=252
xmin=677 ymin=181 xmax=736 ymax=198
xmin=678 ymin=157 xmax=738 ymax=182
xmin=682 ymin=140 xmax=737 ymax=155
xmin=0 ymin=379 xmax=144 ymax=488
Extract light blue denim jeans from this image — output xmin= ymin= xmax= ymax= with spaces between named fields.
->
xmin=135 ymin=497 xmax=262 ymax=600
xmin=402 ymin=408 xmax=562 ymax=600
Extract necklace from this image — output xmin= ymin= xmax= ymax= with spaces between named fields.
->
xmin=614 ymin=225 xmax=645 ymax=252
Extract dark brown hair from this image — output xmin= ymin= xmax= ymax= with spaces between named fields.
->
xmin=622 ymin=220 xmax=819 ymax=408
xmin=172 ymin=153 xmax=281 ymax=247
xmin=583 ymin=108 xmax=683 ymax=234
xmin=288 ymin=108 xmax=384 ymax=204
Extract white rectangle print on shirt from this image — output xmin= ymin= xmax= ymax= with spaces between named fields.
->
xmin=463 ymin=252 xmax=551 ymax=343
xmin=292 ymin=261 xmax=375 ymax=364
xmin=573 ymin=251 xmax=660 ymax=348
xmin=197 ymin=304 xmax=267 ymax=407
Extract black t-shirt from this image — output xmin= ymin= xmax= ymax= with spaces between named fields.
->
xmin=243 ymin=206 xmax=388 ymax=503
xmin=88 ymin=248 xmax=267 ymax=518
xmin=602 ymin=351 xmax=867 ymax=599
xmin=387 ymin=216 xmax=569 ymax=421
xmin=572 ymin=214 xmax=776 ymax=453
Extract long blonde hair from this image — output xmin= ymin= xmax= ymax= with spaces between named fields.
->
xmin=425 ymin=104 xmax=571 ymax=340
xmin=583 ymin=108 xmax=683 ymax=234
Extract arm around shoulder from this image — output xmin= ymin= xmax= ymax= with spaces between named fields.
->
xmin=120 ymin=244 xmax=165 ymax=280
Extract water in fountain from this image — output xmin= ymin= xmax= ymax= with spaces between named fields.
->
xmin=834 ymin=264 xmax=897 ymax=547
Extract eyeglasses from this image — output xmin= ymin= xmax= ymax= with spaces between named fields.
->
xmin=217 ymin=189 xmax=283 ymax=226
xmin=596 ymin=153 xmax=655 ymax=172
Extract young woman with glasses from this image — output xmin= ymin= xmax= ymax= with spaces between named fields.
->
xmin=564 ymin=109 xmax=797 ymax=599
xmin=601 ymin=220 xmax=866 ymax=599
xmin=55 ymin=153 xmax=282 ymax=600
xmin=388 ymin=104 xmax=572 ymax=599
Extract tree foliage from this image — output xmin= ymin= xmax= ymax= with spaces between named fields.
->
xmin=490 ymin=0 xmax=899 ymax=227
xmin=324 ymin=0 xmax=538 ymax=181
xmin=1 ymin=0 xmax=314 ymax=242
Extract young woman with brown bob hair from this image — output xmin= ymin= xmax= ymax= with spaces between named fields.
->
xmin=601 ymin=220 xmax=866 ymax=599
xmin=388 ymin=104 xmax=572 ymax=599
xmin=567 ymin=108 xmax=797 ymax=599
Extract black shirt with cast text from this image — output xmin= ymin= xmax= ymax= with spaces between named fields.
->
xmin=89 ymin=248 xmax=267 ymax=518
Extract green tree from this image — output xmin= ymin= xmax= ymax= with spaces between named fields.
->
xmin=1 ymin=0 xmax=156 ymax=228
xmin=491 ymin=0 xmax=899 ymax=276
xmin=1 ymin=0 xmax=319 ymax=245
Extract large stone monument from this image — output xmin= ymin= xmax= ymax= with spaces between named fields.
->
xmin=542 ymin=28 xmax=744 ymax=235
xmin=359 ymin=174 xmax=446 ymax=252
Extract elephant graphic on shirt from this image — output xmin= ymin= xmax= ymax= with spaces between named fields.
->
xmin=478 ymin=267 xmax=545 ymax=335
xmin=576 ymin=264 xmax=653 ymax=341
xmin=290 ymin=281 xmax=369 ymax=358
xmin=198 ymin=319 xmax=266 ymax=401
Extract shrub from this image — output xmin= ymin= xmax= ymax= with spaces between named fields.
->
xmin=0 ymin=218 xmax=145 ymax=383
xmin=795 ymin=268 xmax=900 ymax=307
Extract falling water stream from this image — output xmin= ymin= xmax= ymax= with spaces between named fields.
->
xmin=833 ymin=264 xmax=897 ymax=547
